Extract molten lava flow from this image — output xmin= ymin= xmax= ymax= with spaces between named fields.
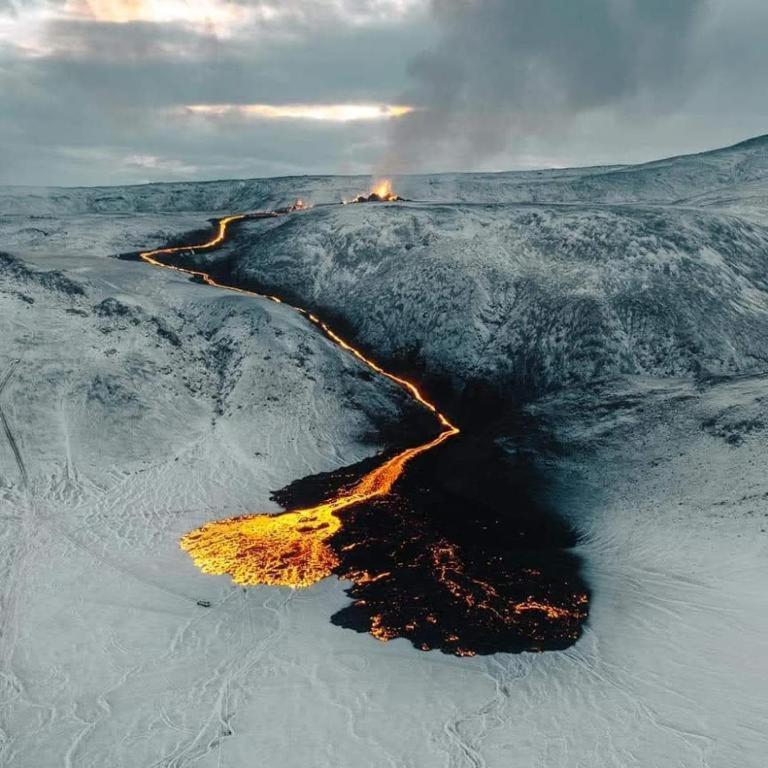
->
xmin=178 ymin=425 xmax=457 ymax=588
xmin=138 ymin=213 xmax=459 ymax=590
xmin=138 ymin=210 xmax=590 ymax=656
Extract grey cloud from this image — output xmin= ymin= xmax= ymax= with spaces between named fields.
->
xmin=0 ymin=4 xmax=428 ymax=185
xmin=0 ymin=0 xmax=35 ymax=12
xmin=1 ymin=0 xmax=767 ymax=185
xmin=383 ymin=0 xmax=707 ymax=171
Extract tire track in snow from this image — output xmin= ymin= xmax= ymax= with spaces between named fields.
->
xmin=0 ymin=360 xmax=27 ymax=488
xmin=442 ymin=656 xmax=531 ymax=768
xmin=148 ymin=590 xmax=295 ymax=768
xmin=0 ymin=358 xmax=37 ymax=768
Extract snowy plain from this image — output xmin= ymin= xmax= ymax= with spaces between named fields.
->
xmin=1 ymin=135 xmax=767 ymax=767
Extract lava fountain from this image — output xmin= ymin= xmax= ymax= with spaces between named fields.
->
xmin=346 ymin=179 xmax=402 ymax=204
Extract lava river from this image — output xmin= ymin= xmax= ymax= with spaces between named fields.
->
xmin=137 ymin=203 xmax=588 ymax=656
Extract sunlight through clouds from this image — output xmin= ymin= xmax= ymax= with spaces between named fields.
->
xmin=182 ymin=103 xmax=415 ymax=122
xmin=3 ymin=0 xmax=763 ymax=186
xmin=0 ymin=0 xmax=427 ymax=52
xmin=67 ymin=0 xmax=251 ymax=33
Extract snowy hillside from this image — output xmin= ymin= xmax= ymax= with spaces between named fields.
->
xmin=1 ymin=134 xmax=767 ymax=767
xmin=0 ymin=219 xmax=422 ymax=767
xmin=5 ymin=133 xmax=768 ymax=398
xmin=189 ymin=197 xmax=768 ymax=395
xmin=1 ymin=132 xmax=767 ymax=214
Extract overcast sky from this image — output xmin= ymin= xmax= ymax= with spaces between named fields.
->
xmin=1 ymin=0 xmax=766 ymax=186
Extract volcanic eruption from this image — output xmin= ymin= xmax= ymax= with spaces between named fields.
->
xmin=348 ymin=179 xmax=402 ymax=203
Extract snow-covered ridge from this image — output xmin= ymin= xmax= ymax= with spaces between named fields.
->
xmin=0 ymin=251 xmax=86 ymax=297
xmin=2 ymin=138 xmax=768 ymax=767
xmin=196 ymin=196 xmax=768 ymax=394
xmin=1 ymin=133 xmax=767 ymax=214
xmin=5 ymin=132 xmax=761 ymax=396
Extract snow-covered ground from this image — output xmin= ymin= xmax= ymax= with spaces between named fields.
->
xmin=1 ymin=136 xmax=767 ymax=766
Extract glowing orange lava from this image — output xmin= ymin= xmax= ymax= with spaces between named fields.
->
xmin=371 ymin=179 xmax=398 ymax=201
xmin=345 ymin=179 xmax=402 ymax=204
xmin=139 ymin=212 xmax=459 ymax=589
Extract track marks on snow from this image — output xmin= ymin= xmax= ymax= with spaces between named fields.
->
xmin=0 ymin=360 xmax=28 ymax=489
xmin=148 ymin=589 xmax=295 ymax=768
xmin=441 ymin=656 xmax=532 ymax=768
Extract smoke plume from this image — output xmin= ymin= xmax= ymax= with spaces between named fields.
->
xmin=384 ymin=0 xmax=705 ymax=171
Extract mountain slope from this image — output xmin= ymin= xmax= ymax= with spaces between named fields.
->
xmin=189 ymin=200 xmax=768 ymax=394
xmin=1 ymin=133 xmax=766 ymax=214
xmin=1 ymin=135 xmax=768 ymax=767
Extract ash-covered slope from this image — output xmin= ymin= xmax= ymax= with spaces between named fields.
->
xmin=2 ymin=133 xmax=767 ymax=214
xmin=198 ymin=200 xmax=768 ymax=394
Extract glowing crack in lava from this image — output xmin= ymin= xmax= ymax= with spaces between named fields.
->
xmin=137 ymin=204 xmax=589 ymax=655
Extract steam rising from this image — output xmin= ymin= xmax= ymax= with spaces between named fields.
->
xmin=385 ymin=0 xmax=705 ymax=171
